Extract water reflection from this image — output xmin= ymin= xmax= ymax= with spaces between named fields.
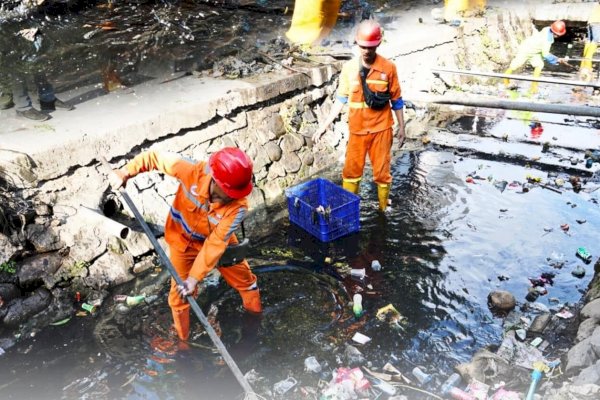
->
xmin=0 ymin=147 xmax=598 ymax=398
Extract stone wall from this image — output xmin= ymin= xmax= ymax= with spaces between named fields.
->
xmin=0 ymin=64 xmax=347 ymax=345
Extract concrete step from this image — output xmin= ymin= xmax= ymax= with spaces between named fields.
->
xmin=427 ymin=129 xmax=600 ymax=176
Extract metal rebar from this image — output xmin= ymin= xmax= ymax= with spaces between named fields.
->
xmin=98 ymin=156 xmax=255 ymax=396
xmin=432 ymin=67 xmax=600 ymax=88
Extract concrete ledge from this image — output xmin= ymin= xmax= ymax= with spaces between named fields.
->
xmin=0 ymin=64 xmax=338 ymax=185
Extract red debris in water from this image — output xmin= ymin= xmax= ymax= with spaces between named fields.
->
xmin=466 ymin=176 xmax=475 ymax=183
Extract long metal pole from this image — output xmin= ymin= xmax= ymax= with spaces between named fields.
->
xmin=426 ymin=96 xmax=600 ymax=117
xmin=567 ymin=57 xmax=600 ymax=63
xmin=432 ymin=67 xmax=600 ymax=88
xmin=98 ymin=157 xmax=255 ymax=396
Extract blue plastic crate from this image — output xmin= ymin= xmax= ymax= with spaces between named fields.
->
xmin=285 ymin=178 xmax=360 ymax=242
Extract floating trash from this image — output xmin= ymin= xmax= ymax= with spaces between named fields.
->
xmin=273 ymin=377 xmax=297 ymax=395
xmin=351 ymin=332 xmax=371 ymax=345
xmin=304 ymin=356 xmax=322 ymax=373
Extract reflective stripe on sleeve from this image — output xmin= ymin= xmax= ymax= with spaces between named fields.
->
xmin=224 ymin=207 xmax=247 ymax=240
xmin=170 ymin=207 xmax=206 ymax=241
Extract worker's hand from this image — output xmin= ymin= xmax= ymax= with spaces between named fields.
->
xmin=394 ymin=125 xmax=405 ymax=148
xmin=558 ymin=58 xmax=573 ymax=68
xmin=312 ymin=125 xmax=327 ymax=143
xmin=109 ymin=168 xmax=130 ymax=189
xmin=177 ymin=276 xmax=199 ymax=300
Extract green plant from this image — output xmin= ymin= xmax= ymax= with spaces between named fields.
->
xmin=0 ymin=260 xmax=17 ymax=274
xmin=69 ymin=260 xmax=90 ymax=275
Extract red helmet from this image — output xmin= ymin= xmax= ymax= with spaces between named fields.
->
xmin=209 ymin=147 xmax=253 ymax=199
xmin=356 ymin=20 xmax=382 ymax=47
xmin=550 ymin=20 xmax=566 ymax=36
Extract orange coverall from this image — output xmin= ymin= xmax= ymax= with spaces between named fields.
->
xmin=337 ymin=54 xmax=403 ymax=186
xmin=125 ymin=151 xmax=261 ymax=341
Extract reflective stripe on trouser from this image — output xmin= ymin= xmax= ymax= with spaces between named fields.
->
xmin=168 ymin=245 xmax=261 ymax=340
xmin=342 ymin=127 xmax=393 ymax=185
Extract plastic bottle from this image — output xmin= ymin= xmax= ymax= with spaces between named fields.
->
xmin=576 ymin=247 xmax=592 ymax=263
xmin=126 ymin=295 xmax=146 ymax=306
xmin=350 ymin=268 xmax=366 ymax=279
xmin=304 ymin=356 xmax=322 ymax=373
xmin=440 ymin=372 xmax=462 ymax=395
xmin=371 ymin=260 xmax=382 ymax=271
xmin=81 ymin=303 xmax=96 ymax=313
xmin=449 ymin=387 xmax=476 ymax=400
xmin=352 ymin=294 xmax=364 ymax=317
xmin=411 ymin=367 xmax=432 ymax=385
xmin=586 ymin=158 xmax=594 ymax=169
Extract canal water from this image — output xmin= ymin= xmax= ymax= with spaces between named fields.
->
xmin=1 ymin=138 xmax=599 ymax=399
xmin=2 ymin=1 xmax=600 ymax=399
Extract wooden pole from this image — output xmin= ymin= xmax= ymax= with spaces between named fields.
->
xmin=432 ymin=68 xmax=600 ymax=88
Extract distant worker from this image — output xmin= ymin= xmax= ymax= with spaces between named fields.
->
xmin=312 ymin=20 xmax=405 ymax=212
xmin=111 ymin=148 xmax=262 ymax=342
xmin=443 ymin=0 xmax=486 ymax=24
xmin=579 ymin=1 xmax=600 ymax=82
xmin=504 ymin=20 xmax=569 ymax=94
xmin=285 ymin=0 xmax=341 ymax=45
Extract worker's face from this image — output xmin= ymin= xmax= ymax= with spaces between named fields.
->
xmin=210 ymin=179 xmax=233 ymax=204
xmin=359 ymin=45 xmax=378 ymax=65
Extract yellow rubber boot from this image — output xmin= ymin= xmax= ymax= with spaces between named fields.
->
xmin=580 ymin=42 xmax=597 ymax=81
xmin=342 ymin=178 xmax=361 ymax=194
xmin=503 ymin=68 xmax=513 ymax=86
xmin=377 ymin=184 xmax=390 ymax=212
xmin=529 ymin=67 xmax=542 ymax=95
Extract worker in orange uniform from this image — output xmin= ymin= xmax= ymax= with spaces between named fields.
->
xmin=504 ymin=20 xmax=569 ymax=94
xmin=112 ymin=148 xmax=262 ymax=341
xmin=579 ymin=1 xmax=600 ymax=82
xmin=312 ymin=19 xmax=405 ymax=212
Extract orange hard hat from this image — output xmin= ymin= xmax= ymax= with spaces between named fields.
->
xmin=550 ymin=20 xmax=566 ymax=36
xmin=209 ymin=147 xmax=253 ymax=199
xmin=355 ymin=20 xmax=382 ymax=47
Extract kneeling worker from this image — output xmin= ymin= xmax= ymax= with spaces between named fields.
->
xmin=112 ymin=148 xmax=262 ymax=341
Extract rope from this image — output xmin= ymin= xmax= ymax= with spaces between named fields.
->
xmin=99 ymin=157 xmax=256 ymax=397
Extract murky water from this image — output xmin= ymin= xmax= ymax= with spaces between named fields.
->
xmin=2 ymin=2 xmax=600 ymax=399
xmin=2 ymin=137 xmax=599 ymax=398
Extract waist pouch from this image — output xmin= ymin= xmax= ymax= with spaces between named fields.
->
xmin=218 ymin=238 xmax=250 ymax=267
xmin=359 ymin=66 xmax=391 ymax=110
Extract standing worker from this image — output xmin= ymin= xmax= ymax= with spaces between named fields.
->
xmin=285 ymin=0 xmax=341 ymax=46
xmin=579 ymin=1 xmax=600 ymax=82
xmin=504 ymin=20 xmax=569 ymax=95
xmin=312 ymin=19 xmax=405 ymax=212
xmin=111 ymin=148 xmax=262 ymax=342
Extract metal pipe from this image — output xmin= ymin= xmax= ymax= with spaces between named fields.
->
xmin=102 ymin=193 xmax=122 ymax=217
xmin=567 ymin=57 xmax=600 ymax=63
xmin=78 ymin=205 xmax=130 ymax=239
xmin=427 ymin=96 xmax=600 ymax=117
xmin=98 ymin=157 xmax=255 ymax=397
xmin=432 ymin=67 xmax=600 ymax=88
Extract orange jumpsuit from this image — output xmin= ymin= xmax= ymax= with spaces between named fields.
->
xmin=337 ymin=54 xmax=403 ymax=186
xmin=125 ymin=151 xmax=261 ymax=341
